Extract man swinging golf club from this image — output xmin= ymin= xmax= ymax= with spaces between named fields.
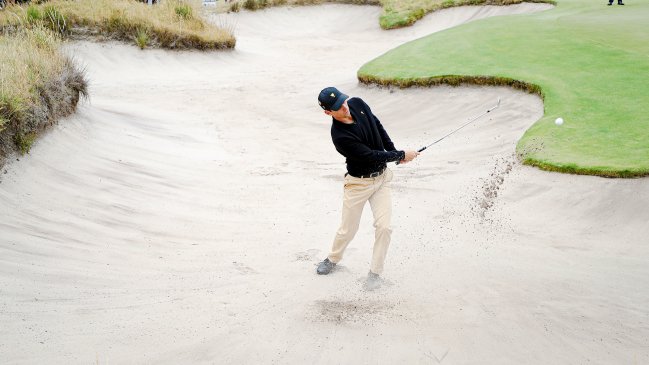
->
xmin=316 ymin=87 xmax=419 ymax=290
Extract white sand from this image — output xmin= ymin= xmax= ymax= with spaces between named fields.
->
xmin=1 ymin=3 xmax=648 ymax=364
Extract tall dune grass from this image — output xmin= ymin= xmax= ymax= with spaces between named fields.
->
xmin=0 ymin=26 xmax=87 ymax=158
xmin=0 ymin=0 xmax=235 ymax=49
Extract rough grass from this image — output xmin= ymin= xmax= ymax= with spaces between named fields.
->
xmin=359 ymin=0 xmax=649 ymax=177
xmin=0 ymin=25 xmax=87 ymax=162
xmin=359 ymin=74 xmax=543 ymax=97
xmin=0 ymin=0 xmax=236 ymax=50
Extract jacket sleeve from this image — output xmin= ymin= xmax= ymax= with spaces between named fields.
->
xmin=334 ymin=135 xmax=404 ymax=163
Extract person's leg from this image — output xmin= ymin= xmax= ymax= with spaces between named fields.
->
xmin=368 ymin=169 xmax=393 ymax=275
xmin=328 ymin=175 xmax=373 ymax=264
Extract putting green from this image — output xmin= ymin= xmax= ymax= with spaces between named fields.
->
xmin=359 ymin=0 xmax=649 ymax=177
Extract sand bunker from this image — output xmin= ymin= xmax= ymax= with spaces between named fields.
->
xmin=1 ymin=3 xmax=647 ymax=364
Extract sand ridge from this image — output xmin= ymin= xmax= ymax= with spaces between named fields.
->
xmin=1 ymin=3 xmax=648 ymax=364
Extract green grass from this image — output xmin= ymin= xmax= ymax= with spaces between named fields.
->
xmin=25 ymin=5 xmax=42 ymax=24
xmin=135 ymin=27 xmax=150 ymax=49
xmin=359 ymin=0 xmax=649 ymax=177
xmin=174 ymin=3 xmax=193 ymax=19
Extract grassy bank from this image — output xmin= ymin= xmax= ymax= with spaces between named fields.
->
xmin=0 ymin=26 xmax=87 ymax=161
xmin=218 ymin=0 xmax=553 ymax=30
xmin=0 ymin=0 xmax=235 ymax=50
xmin=359 ymin=0 xmax=649 ymax=177
xmin=379 ymin=0 xmax=555 ymax=29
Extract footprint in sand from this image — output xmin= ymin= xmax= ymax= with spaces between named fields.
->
xmin=294 ymin=248 xmax=320 ymax=262
xmin=232 ymin=261 xmax=258 ymax=275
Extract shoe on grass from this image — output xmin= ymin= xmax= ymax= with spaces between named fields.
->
xmin=316 ymin=258 xmax=335 ymax=275
xmin=363 ymin=271 xmax=382 ymax=291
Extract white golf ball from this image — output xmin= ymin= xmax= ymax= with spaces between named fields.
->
xmin=555 ymin=117 xmax=564 ymax=126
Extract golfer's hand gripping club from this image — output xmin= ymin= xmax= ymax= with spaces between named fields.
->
xmin=396 ymin=150 xmax=421 ymax=165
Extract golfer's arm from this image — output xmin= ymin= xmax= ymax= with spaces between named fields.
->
xmin=336 ymin=138 xmax=404 ymax=163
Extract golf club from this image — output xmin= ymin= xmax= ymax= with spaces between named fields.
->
xmin=396 ymin=98 xmax=501 ymax=164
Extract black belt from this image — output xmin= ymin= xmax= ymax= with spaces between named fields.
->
xmin=347 ymin=167 xmax=386 ymax=179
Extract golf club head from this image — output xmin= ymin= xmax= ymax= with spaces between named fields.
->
xmin=489 ymin=98 xmax=501 ymax=112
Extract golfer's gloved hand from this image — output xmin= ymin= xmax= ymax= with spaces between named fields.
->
xmin=399 ymin=150 xmax=420 ymax=164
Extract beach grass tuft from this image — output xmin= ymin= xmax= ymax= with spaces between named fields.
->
xmin=174 ymin=3 xmax=193 ymax=19
xmin=135 ymin=27 xmax=150 ymax=49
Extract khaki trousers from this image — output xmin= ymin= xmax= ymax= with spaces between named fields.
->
xmin=328 ymin=168 xmax=394 ymax=274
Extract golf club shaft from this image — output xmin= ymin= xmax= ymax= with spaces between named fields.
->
xmin=396 ymin=98 xmax=501 ymax=165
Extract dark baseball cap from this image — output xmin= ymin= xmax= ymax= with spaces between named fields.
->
xmin=318 ymin=87 xmax=348 ymax=111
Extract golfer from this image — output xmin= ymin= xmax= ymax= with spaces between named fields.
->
xmin=315 ymin=87 xmax=419 ymax=289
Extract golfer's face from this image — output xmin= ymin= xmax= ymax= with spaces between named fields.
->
xmin=328 ymin=100 xmax=350 ymax=119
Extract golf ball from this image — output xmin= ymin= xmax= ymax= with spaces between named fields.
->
xmin=555 ymin=117 xmax=564 ymax=126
